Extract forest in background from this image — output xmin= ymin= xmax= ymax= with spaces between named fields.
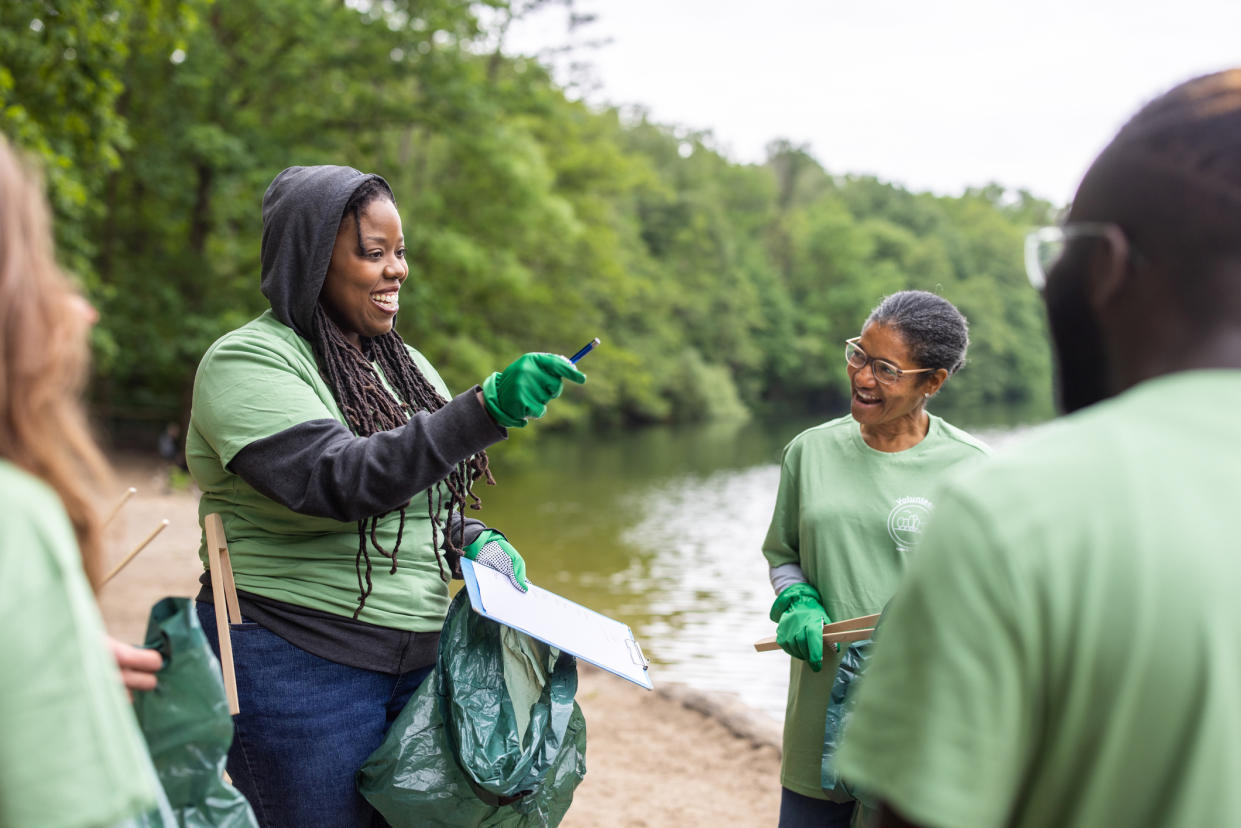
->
xmin=2 ymin=0 xmax=1059 ymax=439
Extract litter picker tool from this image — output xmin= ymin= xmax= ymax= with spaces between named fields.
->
xmin=102 ymin=519 xmax=170 ymax=585
xmin=753 ymin=612 xmax=880 ymax=652
xmin=104 ymin=486 xmax=138 ymax=527
xmin=204 ymin=513 xmax=242 ymax=715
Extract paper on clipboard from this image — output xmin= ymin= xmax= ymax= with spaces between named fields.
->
xmin=461 ymin=559 xmax=654 ymax=690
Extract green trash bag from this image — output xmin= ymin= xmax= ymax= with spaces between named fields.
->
xmin=821 ymin=637 xmax=874 ymax=804
xmin=129 ymin=597 xmax=258 ymax=828
xmin=358 ymin=590 xmax=587 ymax=827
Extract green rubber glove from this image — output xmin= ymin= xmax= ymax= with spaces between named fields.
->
xmin=464 ymin=529 xmax=528 ymax=592
xmin=482 ymin=352 xmax=587 ymax=429
xmin=770 ymin=582 xmax=831 ymax=672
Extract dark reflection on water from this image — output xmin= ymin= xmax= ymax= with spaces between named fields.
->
xmin=475 ymin=407 xmax=1041 ymax=721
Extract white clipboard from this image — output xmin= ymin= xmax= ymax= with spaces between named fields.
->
xmin=461 ymin=559 xmax=654 ymax=690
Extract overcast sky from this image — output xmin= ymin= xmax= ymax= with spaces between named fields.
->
xmin=503 ymin=1 xmax=1241 ymax=205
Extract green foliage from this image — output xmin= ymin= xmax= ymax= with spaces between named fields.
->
xmin=3 ymin=2 xmax=1058 ymax=435
xmin=0 ymin=0 xmax=134 ymax=280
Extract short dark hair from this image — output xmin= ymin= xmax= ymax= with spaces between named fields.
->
xmin=1109 ymin=70 xmax=1241 ymax=258
xmin=1071 ymin=70 xmax=1241 ymax=323
xmin=865 ymin=290 xmax=969 ymax=375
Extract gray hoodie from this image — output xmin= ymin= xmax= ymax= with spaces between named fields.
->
xmin=229 ymin=165 xmax=503 ymax=531
xmin=196 ymin=165 xmax=502 ymax=671
xmin=259 ymin=165 xmax=384 ymax=338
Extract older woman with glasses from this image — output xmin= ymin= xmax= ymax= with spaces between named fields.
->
xmin=761 ymin=289 xmax=990 ymax=828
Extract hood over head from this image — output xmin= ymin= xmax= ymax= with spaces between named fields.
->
xmin=260 ymin=165 xmax=390 ymax=338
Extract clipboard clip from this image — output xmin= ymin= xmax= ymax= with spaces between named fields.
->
xmin=625 ymin=637 xmax=650 ymax=670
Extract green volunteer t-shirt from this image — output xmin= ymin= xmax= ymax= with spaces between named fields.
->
xmin=836 ymin=370 xmax=1241 ymax=827
xmin=0 ymin=461 xmax=160 ymax=827
xmin=187 ymin=310 xmax=454 ymax=631
xmin=762 ymin=413 xmax=989 ymax=799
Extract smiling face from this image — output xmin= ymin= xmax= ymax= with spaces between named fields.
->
xmin=320 ymin=198 xmax=407 ymax=349
xmin=847 ymin=322 xmax=945 ymax=429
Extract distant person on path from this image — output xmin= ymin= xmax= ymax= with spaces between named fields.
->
xmin=187 ymin=165 xmax=585 ymax=827
xmin=836 ymin=69 xmax=1241 ymax=828
xmin=761 ymin=290 xmax=989 ymax=827
xmin=0 ymin=136 xmax=163 ymax=825
xmin=158 ymin=421 xmax=187 ymax=470
xmin=157 ymin=421 xmax=187 ymax=493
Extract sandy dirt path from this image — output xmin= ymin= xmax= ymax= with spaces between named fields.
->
xmin=97 ymin=455 xmax=782 ymax=827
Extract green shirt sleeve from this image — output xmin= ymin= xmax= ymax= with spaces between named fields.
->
xmin=761 ymin=442 xmax=802 ymax=570
xmin=0 ymin=464 xmax=160 ymax=827
xmin=834 ymin=486 xmax=1038 ymax=828
xmin=194 ymin=328 xmax=343 ymax=467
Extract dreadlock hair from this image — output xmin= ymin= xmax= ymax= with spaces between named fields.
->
xmin=311 ymin=177 xmax=495 ymax=618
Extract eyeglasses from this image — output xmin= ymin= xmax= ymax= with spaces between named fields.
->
xmin=1024 ymin=222 xmax=1134 ymax=290
xmin=844 ymin=338 xmax=934 ymax=385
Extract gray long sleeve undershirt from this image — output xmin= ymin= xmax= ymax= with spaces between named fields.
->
xmin=769 ymin=562 xmax=810 ymax=595
xmin=228 ymin=387 xmax=504 ymax=540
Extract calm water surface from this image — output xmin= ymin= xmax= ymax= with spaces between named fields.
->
xmin=475 ymin=410 xmax=1033 ymax=722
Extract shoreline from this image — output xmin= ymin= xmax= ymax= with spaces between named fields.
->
xmin=98 ymin=453 xmax=783 ymax=825
xmin=655 ymin=679 xmax=783 ymax=753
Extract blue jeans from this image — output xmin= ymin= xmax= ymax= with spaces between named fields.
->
xmin=779 ymin=787 xmax=856 ymax=828
xmin=197 ymin=602 xmax=433 ymax=828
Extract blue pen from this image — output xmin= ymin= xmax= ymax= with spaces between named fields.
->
xmin=569 ymin=337 xmax=600 ymax=364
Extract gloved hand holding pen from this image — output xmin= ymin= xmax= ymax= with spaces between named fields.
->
xmin=482 ymin=352 xmax=586 ymax=428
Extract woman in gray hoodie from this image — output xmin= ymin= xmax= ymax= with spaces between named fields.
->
xmin=186 ymin=165 xmax=584 ymax=827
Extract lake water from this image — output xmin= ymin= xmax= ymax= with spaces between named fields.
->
xmin=474 ymin=409 xmax=1035 ymax=722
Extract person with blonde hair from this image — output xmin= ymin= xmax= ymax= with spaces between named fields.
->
xmin=0 ymin=136 xmax=162 ymax=825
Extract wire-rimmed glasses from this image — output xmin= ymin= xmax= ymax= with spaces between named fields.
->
xmin=1024 ymin=222 xmax=1134 ymax=290
xmin=844 ymin=338 xmax=934 ymax=385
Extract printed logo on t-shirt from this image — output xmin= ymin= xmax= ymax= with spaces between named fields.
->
xmin=887 ymin=496 xmax=933 ymax=552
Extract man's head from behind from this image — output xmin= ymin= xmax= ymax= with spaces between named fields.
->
xmin=1044 ymin=69 xmax=1241 ymax=413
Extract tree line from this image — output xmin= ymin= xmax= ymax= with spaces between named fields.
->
xmin=2 ymin=0 xmax=1058 ymax=437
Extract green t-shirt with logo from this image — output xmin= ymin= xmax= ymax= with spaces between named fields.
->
xmin=0 ymin=461 xmax=160 ymax=827
xmin=836 ymin=370 xmax=1241 ymax=827
xmin=187 ymin=310 xmax=454 ymax=631
xmin=762 ymin=413 xmax=989 ymax=798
